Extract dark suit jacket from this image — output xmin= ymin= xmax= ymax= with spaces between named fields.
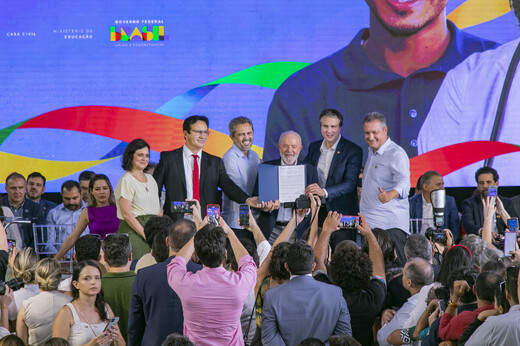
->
xmin=0 ymin=196 xmax=45 ymax=248
xmin=256 ymin=159 xmax=318 ymax=239
xmin=409 ymin=194 xmax=460 ymax=241
xmin=304 ymin=137 xmax=362 ymax=215
xmin=461 ymin=194 xmax=516 ymax=235
xmin=262 ymin=275 xmax=352 ymax=345
xmin=153 ymin=147 xmax=250 ymax=220
xmin=128 ymin=256 xmax=202 ymax=346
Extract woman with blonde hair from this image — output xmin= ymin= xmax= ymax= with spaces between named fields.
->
xmin=8 ymin=248 xmax=39 ymax=322
xmin=16 ymin=258 xmax=71 ymax=345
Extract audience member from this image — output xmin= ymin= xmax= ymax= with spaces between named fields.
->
xmin=0 ymin=286 xmax=13 ymax=339
xmin=304 ymin=109 xmax=362 ymax=245
xmin=47 ymin=180 xmax=88 ymax=248
xmin=436 ymin=245 xmax=473 ymax=301
xmin=16 ymin=258 xmax=71 ymax=345
xmin=439 ymin=270 xmax=500 ymax=341
xmin=134 ymin=215 xmax=174 ymax=273
xmin=26 ymin=172 xmax=57 ymax=218
xmin=314 ymin=212 xmax=385 ymax=345
xmin=409 ymin=170 xmax=460 ymax=240
xmin=0 ymin=204 xmax=22 ymax=252
xmin=167 ymin=217 xmax=256 ymax=345
xmin=0 ymin=335 xmax=24 ymax=346
xmin=262 ymin=240 xmax=351 ymax=345
xmin=55 ymin=174 xmax=119 ymax=260
xmin=161 ymin=333 xmax=194 ymax=346
xmin=298 ymin=338 xmax=325 ymax=346
xmin=377 ymin=257 xmax=434 ymax=346
xmin=153 ymin=115 xmax=260 ymax=222
xmin=221 ymin=117 xmax=261 ymax=241
xmin=57 ymin=235 xmax=105 ymax=293
xmin=53 ymin=260 xmax=125 ymax=346
xmin=360 ymin=112 xmax=410 ymax=266
xmin=466 ymin=266 xmax=520 ymax=345
xmin=0 ymin=223 xmax=12 ymax=281
xmin=41 ymin=338 xmax=70 ymax=346
xmin=101 ymin=234 xmax=135 ymax=344
xmin=1 ymin=172 xmax=45 ymax=248
xmin=461 ymin=167 xmax=515 ymax=235
xmin=78 ymin=171 xmax=96 ymax=205
xmin=115 ymin=139 xmax=161 ymax=259
xmin=8 ymin=247 xmax=39 ymax=323
xmin=129 ymin=216 xmax=201 ymax=346
xmin=256 ymin=131 xmax=318 ymax=242
xmin=361 ymin=228 xmax=399 ymax=279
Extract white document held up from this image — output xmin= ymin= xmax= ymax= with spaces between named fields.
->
xmin=278 ymin=165 xmax=306 ymax=203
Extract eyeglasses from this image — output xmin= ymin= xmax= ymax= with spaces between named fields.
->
xmin=191 ymin=130 xmax=210 ymax=136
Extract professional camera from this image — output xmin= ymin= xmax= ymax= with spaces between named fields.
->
xmin=294 ymin=195 xmax=311 ymax=210
xmin=492 ymin=234 xmax=505 ymax=250
xmin=0 ymin=277 xmax=24 ymax=295
xmin=170 ymin=201 xmax=196 ymax=214
xmin=425 ymin=189 xmax=447 ymax=245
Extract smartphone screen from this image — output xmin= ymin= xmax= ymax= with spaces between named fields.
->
xmin=239 ymin=204 xmax=250 ymax=226
xmin=508 ymin=218 xmax=519 ymax=233
xmin=438 ymin=299 xmax=446 ymax=312
xmin=103 ymin=316 xmax=119 ymax=332
xmin=339 ymin=216 xmax=359 ymax=229
xmin=207 ymin=204 xmax=220 ymax=225
xmin=7 ymin=239 xmax=15 ymax=255
xmin=504 ymin=232 xmax=517 ymax=257
xmin=488 ymin=186 xmax=498 ymax=197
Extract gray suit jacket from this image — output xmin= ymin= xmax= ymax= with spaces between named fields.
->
xmin=262 ymin=275 xmax=351 ymax=345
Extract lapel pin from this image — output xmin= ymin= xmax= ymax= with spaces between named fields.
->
xmin=337 ymin=151 xmax=340 ymax=154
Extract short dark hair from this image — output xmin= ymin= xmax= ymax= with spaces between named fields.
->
xmin=481 ymin=259 xmax=507 ymax=278
xmin=169 ymin=219 xmax=196 ymax=252
xmin=319 ymin=108 xmax=343 ymax=127
xmin=183 ymin=115 xmax=209 ymax=133
xmin=476 ymin=271 xmax=502 ymax=303
xmin=405 ymin=234 xmax=432 ymax=261
xmin=194 ymin=224 xmax=226 ymax=268
xmin=298 ymin=338 xmax=325 ymax=346
xmin=27 ymin=172 xmax=46 ymax=185
xmin=286 ymin=240 xmax=314 ymax=275
xmin=448 ymin=267 xmax=478 ymax=304
xmin=268 ymin=242 xmax=291 ymax=282
xmin=328 ymin=334 xmax=361 ymax=346
xmin=475 ymin=166 xmax=499 ymax=184
xmin=330 ymin=247 xmax=371 ymax=293
xmin=505 ymin=265 xmax=519 ymax=304
xmin=421 ymin=170 xmax=442 ymax=188
xmin=226 ymin=238 xmax=259 ymax=271
xmin=0 ymin=334 xmax=26 ymax=346
xmin=405 ymin=258 xmax=434 ymax=287
xmin=161 ymin=333 xmax=194 ymax=346
xmin=144 ymin=216 xmax=174 ymax=249
xmin=79 ymin=170 xmax=96 ymax=182
xmin=42 ymin=338 xmax=70 ymax=346
xmin=61 ymin=180 xmax=81 ymax=194
xmin=228 ymin=117 xmax=253 ymax=137
xmin=122 ymin=139 xmax=150 ymax=171
xmin=415 ymin=175 xmax=423 ymax=192
xmin=152 ymin=229 xmax=170 ymax=262
xmin=5 ymin=172 xmax=25 ymax=185
xmin=362 ymin=228 xmax=396 ymax=265
xmin=75 ymin=235 xmax=101 ymax=262
xmin=103 ymin=234 xmax=132 ymax=267
xmin=363 ymin=112 xmax=387 ymax=127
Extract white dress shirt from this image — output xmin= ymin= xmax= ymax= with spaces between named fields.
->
xmin=316 ymin=136 xmax=341 ymax=199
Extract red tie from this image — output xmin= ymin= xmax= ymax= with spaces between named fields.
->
xmin=192 ymin=154 xmax=200 ymax=201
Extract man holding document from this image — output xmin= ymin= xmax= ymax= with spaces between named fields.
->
xmin=256 ymin=131 xmax=318 ymax=243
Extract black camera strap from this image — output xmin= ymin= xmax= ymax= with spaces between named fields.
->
xmin=484 ymin=40 xmax=520 ymax=167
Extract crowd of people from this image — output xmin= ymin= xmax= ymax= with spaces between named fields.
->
xmin=0 ymin=108 xmax=518 ymax=346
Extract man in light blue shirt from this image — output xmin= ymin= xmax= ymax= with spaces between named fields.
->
xmin=46 ymin=180 xmax=89 ymax=251
xmin=360 ymin=112 xmax=410 ymax=265
xmin=221 ymin=117 xmax=261 ymax=239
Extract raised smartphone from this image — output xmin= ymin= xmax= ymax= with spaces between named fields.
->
xmin=207 ymin=204 xmax=220 ymax=225
xmin=239 ymin=204 xmax=250 ymax=226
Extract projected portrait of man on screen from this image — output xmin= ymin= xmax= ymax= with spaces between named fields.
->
xmin=262 ymin=0 xmax=497 ymax=161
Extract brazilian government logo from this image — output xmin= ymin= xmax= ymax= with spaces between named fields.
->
xmin=110 ymin=26 xmax=168 ymax=41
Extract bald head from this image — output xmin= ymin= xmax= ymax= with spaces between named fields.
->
xmin=277 ymin=131 xmax=303 ymax=165
xmin=403 ymin=257 xmax=434 ymax=291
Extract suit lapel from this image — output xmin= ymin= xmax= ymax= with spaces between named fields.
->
xmin=200 ymin=152 xmax=209 ymax=191
xmin=327 ymin=137 xmax=345 ymax=181
xmin=173 ymin=149 xmax=187 ymax=193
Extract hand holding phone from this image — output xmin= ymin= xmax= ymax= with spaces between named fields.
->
xmin=339 ymin=216 xmax=359 ymax=229
xmin=488 ymin=186 xmax=498 ymax=197
xmin=239 ymin=204 xmax=250 ymax=226
xmin=504 ymin=232 xmax=517 ymax=257
xmin=103 ymin=316 xmax=119 ymax=332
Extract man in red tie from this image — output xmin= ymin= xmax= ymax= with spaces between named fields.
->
xmin=154 ymin=115 xmax=260 ymax=220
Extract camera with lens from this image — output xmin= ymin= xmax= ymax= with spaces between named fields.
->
xmin=0 ymin=277 xmax=24 ymax=295
xmin=425 ymin=227 xmax=447 ymax=245
xmin=294 ymin=194 xmax=311 ymax=210
xmin=425 ymin=189 xmax=447 ymax=245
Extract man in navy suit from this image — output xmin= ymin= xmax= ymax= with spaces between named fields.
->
xmin=409 ymin=170 xmax=460 ymax=241
xmin=262 ymin=240 xmax=351 ymax=345
xmin=153 ymin=115 xmax=261 ymax=221
xmin=1 ymin=172 xmax=45 ymax=248
xmin=257 ymin=131 xmax=319 ymax=242
xmin=305 ymin=109 xmax=362 ymax=244
xmin=128 ymin=218 xmax=202 ymax=346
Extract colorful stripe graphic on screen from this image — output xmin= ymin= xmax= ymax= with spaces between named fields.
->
xmin=110 ymin=26 xmax=168 ymax=41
